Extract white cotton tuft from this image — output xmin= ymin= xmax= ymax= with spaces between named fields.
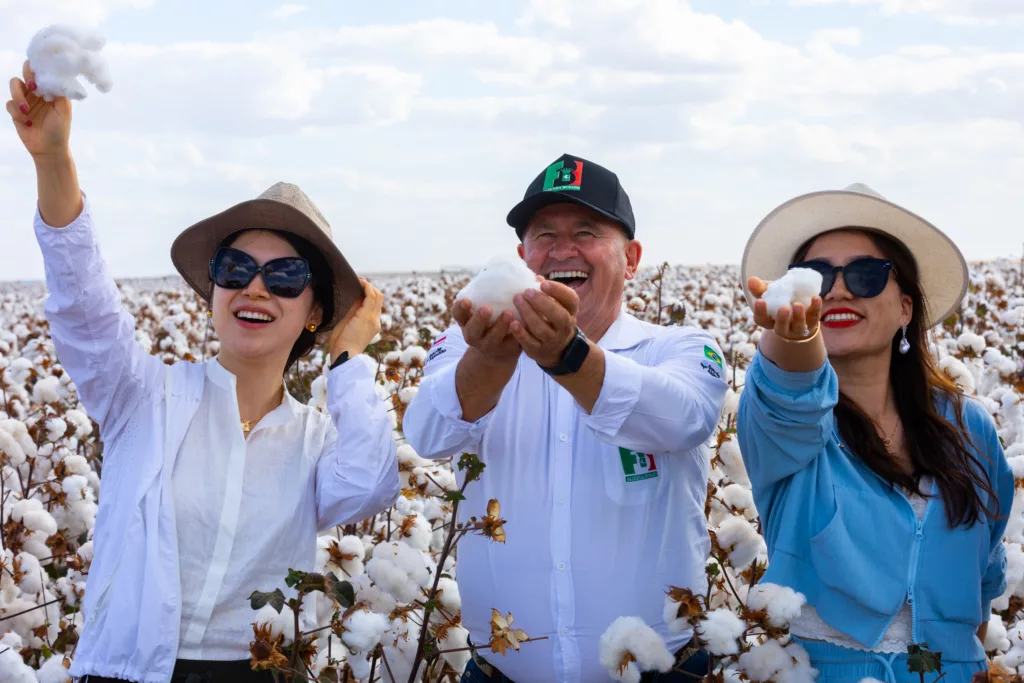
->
xmin=598 ymin=616 xmax=674 ymax=683
xmin=398 ymin=386 xmax=419 ymax=404
xmin=365 ymin=541 xmax=430 ymax=603
xmin=737 ymin=639 xmax=792 ymax=682
xmin=341 ymin=606 xmax=391 ymax=652
xmin=435 ymin=577 xmax=461 ymax=615
xmin=32 ymin=377 xmax=61 ymax=404
xmin=721 ymin=483 xmax=756 ymax=518
xmin=26 ymin=24 xmax=113 ymax=101
xmin=746 ymin=583 xmax=807 ymax=627
xmin=697 ymin=608 xmax=746 ymax=655
xmin=717 ymin=438 xmax=749 ymax=487
xmin=761 ymin=269 xmax=823 ymax=318
xmin=0 ymin=635 xmax=36 ymax=682
xmin=44 ymin=417 xmax=67 ymax=442
xmin=254 ymin=603 xmax=295 ymax=642
xmin=715 ymin=516 xmax=765 ymax=568
xmin=438 ymin=623 xmax=471 ymax=673
xmin=35 ymin=654 xmax=73 ymax=683
xmin=986 ymin=614 xmax=1011 ymax=653
xmin=455 ymin=254 xmax=542 ymax=323
xmin=64 ymin=410 xmax=92 ymax=437
xmin=400 ymin=346 xmax=428 ymax=366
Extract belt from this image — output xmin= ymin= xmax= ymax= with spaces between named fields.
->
xmin=470 ymin=636 xmax=705 ymax=681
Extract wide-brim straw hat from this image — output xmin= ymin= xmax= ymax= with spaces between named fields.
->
xmin=741 ymin=183 xmax=968 ymax=329
xmin=170 ymin=182 xmax=362 ymax=331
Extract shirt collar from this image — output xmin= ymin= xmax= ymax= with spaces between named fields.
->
xmin=206 ymin=356 xmax=298 ymax=431
xmin=595 ymin=307 xmax=654 ymax=351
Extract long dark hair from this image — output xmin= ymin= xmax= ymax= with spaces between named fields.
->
xmin=793 ymin=229 xmax=998 ymax=528
xmin=217 ymin=230 xmax=335 ymax=374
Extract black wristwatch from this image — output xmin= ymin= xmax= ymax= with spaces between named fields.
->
xmin=329 ymin=351 xmax=350 ymax=371
xmin=539 ymin=327 xmax=590 ymax=376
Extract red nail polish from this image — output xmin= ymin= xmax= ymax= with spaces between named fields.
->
xmin=27 ymin=80 xmax=37 ymax=91
xmin=24 ymin=120 xmax=32 ymax=127
xmin=19 ymin=103 xmax=29 ymax=114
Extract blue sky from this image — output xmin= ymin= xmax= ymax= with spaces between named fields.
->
xmin=2 ymin=0 xmax=1023 ymax=280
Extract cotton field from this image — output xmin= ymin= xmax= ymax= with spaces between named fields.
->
xmin=1 ymin=258 xmax=1024 ymax=683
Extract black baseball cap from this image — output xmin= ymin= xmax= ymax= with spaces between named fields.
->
xmin=506 ymin=153 xmax=636 ymax=240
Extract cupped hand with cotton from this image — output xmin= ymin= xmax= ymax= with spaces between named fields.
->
xmin=453 ymin=255 xmax=538 ymax=365
xmin=748 ymin=275 xmax=823 ymax=342
xmin=6 ymin=60 xmax=72 ymax=157
xmin=511 ymin=280 xmax=581 ymax=368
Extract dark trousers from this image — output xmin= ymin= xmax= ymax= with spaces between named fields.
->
xmin=81 ymin=659 xmax=276 ymax=683
xmin=460 ymin=639 xmax=711 ymax=682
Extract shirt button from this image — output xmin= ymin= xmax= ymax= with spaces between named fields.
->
xmin=560 ymin=627 xmax=569 ymax=636
xmin=559 ymin=434 xmax=568 ymax=442
xmin=557 ymin=496 xmax=566 ymax=505
xmin=558 ymin=561 xmax=566 ymax=570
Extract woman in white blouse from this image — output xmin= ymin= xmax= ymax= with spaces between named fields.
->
xmin=7 ymin=63 xmax=401 ymax=682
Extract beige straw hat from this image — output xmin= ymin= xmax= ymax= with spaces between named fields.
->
xmin=740 ymin=183 xmax=968 ymax=329
xmin=170 ymin=182 xmax=362 ymax=330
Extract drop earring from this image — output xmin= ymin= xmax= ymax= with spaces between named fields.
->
xmin=898 ymin=324 xmax=910 ymax=355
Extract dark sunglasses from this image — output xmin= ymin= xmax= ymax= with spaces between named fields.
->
xmin=209 ymin=247 xmax=312 ymax=299
xmin=789 ymin=256 xmax=895 ymax=299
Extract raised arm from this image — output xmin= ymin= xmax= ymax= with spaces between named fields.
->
xmin=9 ymin=61 xmax=164 ymax=440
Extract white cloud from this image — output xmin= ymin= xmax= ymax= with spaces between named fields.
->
xmin=271 ymin=3 xmax=307 ymax=19
xmin=1 ymin=0 xmax=1022 ymax=279
xmin=788 ymin=0 xmax=1024 ymax=25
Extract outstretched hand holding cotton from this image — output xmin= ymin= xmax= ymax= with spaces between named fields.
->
xmin=760 ymin=268 xmax=823 ymax=318
xmin=27 ymin=25 xmax=113 ymax=101
xmin=455 ymin=254 xmax=542 ymax=323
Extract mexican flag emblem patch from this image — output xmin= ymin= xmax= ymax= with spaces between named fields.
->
xmin=618 ymin=448 xmax=659 ymax=483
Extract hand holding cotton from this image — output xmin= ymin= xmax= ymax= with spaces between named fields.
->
xmin=760 ymin=268 xmax=823 ymax=318
xmin=455 ymin=254 xmax=542 ymax=323
xmin=26 ymin=24 xmax=113 ymax=101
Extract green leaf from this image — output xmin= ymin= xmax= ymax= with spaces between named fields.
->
xmin=706 ymin=563 xmax=721 ymax=578
xmin=249 ymin=588 xmax=285 ymax=613
xmin=443 ymin=490 xmax=466 ymax=503
xmin=906 ymin=644 xmax=943 ymax=675
xmin=457 ymin=452 xmax=485 ymax=482
xmin=285 ymin=568 xmax=306 ymax=589
xmin=325 ymin=574 xmax=355 ymax=608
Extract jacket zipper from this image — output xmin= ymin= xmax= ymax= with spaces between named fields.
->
xmin=837 ymin=439 xmax=933 ymax=644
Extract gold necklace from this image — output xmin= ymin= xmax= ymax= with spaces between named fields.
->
xmin=241 ymin=419 xmax=253 ymax=434
xmin=881 ymin=420 xmax=899 ymax=449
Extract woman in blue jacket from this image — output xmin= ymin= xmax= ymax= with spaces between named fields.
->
xmin=736 ymin=183 xmax=1013 ymax=683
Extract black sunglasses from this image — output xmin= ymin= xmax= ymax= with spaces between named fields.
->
xmin=209 ymin=247 xmax=312 ymax=299
xmin=789 ymin=256 xmax=895 ymax=299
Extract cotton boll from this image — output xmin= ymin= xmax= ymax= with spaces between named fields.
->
xmin=63 ymin=410 xmax=92 ymax=437
xmin=0 ymin=638 xmax=36 ymax=683
xmin=957 ymin=332 xmax=987 ymax=355
xmin=696 ymin=608 xmax=746 ymax=655
xmin=308 ymin=375 xmax=327 ymax=410
xmin=455 ymin=255 xmax=542 ymax=323
xmin=598 ymin=616 xmax=674 ymax=683
xmin=350 ymin=573 xmax=398 ymax=615
xmin=59 ymin=455 xmax=90 ymax=476
xmin=717 ymin=438 xmax=749 ymax=487
xmin=720 ymin=484 xmax=756 ymax=520
xmin=939 ymin=356 xmax=976 ymax=392
xmin=737 ymin=639 xmax=791 ymax=682
xmin=346 ymin=650 xmax=372 ymax=681
xmin=398 ymin=386 xmax=419 ymax=404
xmin=44 ymin=417 xmax=67 ymax=442
xmin=398 ymin=513 xmax=432 ymax=552
xmin=22 ymin=509 xmax=57 ymax=538
xmin=35 ymin=653 xmax=73 ymax=683
xmin=341 ymin=606 xmax=390 ymax=652
xmin=746 ymin=583 xmax=806 ymax=627
xmin=400 ymin=346 xmax=427 ymax=367
xmin=435 ymin=577 xmax=461 ymax=615
xmin=366 ymin=541 xmax=430 ymax=603
xmin=32 ymin=377 xmax=62 ymax=404
xmin=438 ymin=623 xmax=470 ymax=673
xmin=397 ymin=444 xmax=432 ymax=468
xmin=715 ymin=516 xmax=764 ymax=568
xmin=254 ymin=603 xmax=295 ymax=642
xmin=15 ymin=552 xmax=44 ymax=594
xmin=987 ymin=615 xmax=1011 ymax=653
xmin=761 ymin=269 xmax=823 ymax=318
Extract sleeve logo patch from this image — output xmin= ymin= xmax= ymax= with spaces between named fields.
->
xmin=701 ymin=360 xmax=722 ymax=379
xmin=704 ymin=345 xmax=723 ymax=369
xmin=427 ymin=346 xmax=447 ymax=363
xmin=431 ymin=335 xmax=447 ymax=348
xmin=618 ymin=448 xmax=659 ymax=482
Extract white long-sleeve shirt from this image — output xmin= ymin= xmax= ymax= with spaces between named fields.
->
xmin=34 ymin=196 xmax=401 ymax=682
xmin=402 ymin=310 xmax=729 ymax=683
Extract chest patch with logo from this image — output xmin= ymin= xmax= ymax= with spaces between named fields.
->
xmin=618 ymin=448 xmax=659 ymax=482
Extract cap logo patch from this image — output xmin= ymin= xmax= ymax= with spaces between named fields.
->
xmin=543 ymin=160 xmax=583 ymax=192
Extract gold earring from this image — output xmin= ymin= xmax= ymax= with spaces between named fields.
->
xmin=206 ymin=310 xmax=212 ymax=318
xmin=308 ymin=323 xmax=317 ymax=332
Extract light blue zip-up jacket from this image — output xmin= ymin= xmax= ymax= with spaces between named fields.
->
xmin=736 ymin=352 xmax=1013 ymax=663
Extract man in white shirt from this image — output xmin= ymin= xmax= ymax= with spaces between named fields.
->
xmin=403 ymin=154 xmax=729 ymax=683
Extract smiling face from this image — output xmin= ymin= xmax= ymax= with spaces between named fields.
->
xmin=800 ymin=229 xmax=913 ymax=359
xmin=518 ymin=203 xmax=642 ymax=336
xmin=210 ymin=230 xmax=322 ymax=369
